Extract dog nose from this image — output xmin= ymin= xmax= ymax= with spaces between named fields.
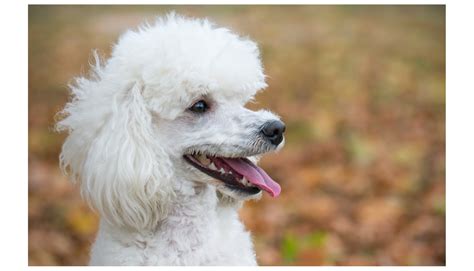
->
xmin=261 ymin=120 xmax=286 ymax=146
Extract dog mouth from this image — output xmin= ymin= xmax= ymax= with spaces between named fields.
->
xmin=183 ymin=152 xmax=281 ymax=197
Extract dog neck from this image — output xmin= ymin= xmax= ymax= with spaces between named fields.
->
xmin=99 ymin=181 xmax=242 ymax=247
xmin=90 ymin=179 xmax=257 ymax=265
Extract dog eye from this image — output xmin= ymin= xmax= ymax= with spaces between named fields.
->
xmin=189 ymin=100 xmax=209 ymax=113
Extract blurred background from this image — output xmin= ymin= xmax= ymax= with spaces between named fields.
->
xmin=28 ymin=5 xmax=445 ymax=266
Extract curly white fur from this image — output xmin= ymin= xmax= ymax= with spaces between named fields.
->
xmin=57 ymin=13 xmax=283 ymax=266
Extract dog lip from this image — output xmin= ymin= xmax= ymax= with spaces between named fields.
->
xmin=183 ymin=154 xmax=261 ymax=195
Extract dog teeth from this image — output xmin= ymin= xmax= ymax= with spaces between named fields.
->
xmin=243 ymin=177 xmax=248 ymax=186
xmin=188 ymin=152 xmax=255 ymax=189
xmin=239 ymin=177 xmax=252 ymax=187
xmin=197 ymin=155 xmax=211 ymax=166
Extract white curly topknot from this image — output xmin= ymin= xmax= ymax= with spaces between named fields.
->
xmin=102 ymin=13 xmax=266 ymax=119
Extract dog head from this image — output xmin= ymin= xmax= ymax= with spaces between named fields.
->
xmin=57 ymin=13 xmax=285 ymax=231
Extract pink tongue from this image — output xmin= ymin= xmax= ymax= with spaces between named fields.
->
xmin=221 ymin=158 xmax=281 ymax=197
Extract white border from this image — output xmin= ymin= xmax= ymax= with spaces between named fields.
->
xmin=1 ymin=0 xmax=28 ymax=268
xmin=25 ymin=0 xmax=448 ymax=4
xmin=446 ymin=1 xmax=474 ymax=270
xmin=4 ymin=0 xmax=472 ymax=269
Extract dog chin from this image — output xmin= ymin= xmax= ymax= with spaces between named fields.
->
xmin=216 ymin=184 xmax=263 ymax=201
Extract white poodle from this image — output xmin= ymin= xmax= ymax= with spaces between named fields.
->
xmin=57 ymin=13 xmax=285 ymax=266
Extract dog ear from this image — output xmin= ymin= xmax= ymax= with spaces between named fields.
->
xmin=57 ymin=76 xmax=174 ymax=231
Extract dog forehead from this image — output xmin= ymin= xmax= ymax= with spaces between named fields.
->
xmin=111 ymin=14 xmax=267 ymax=107
xmin=109 ymin=14 xmax=269 ymax=119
